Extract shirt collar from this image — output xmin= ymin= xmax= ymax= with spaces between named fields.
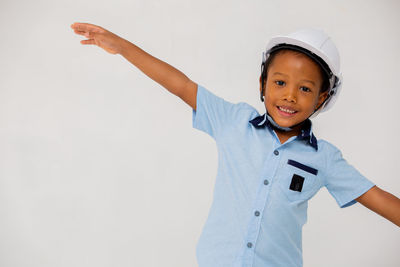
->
xmin=249 ymin=113 xmax=318 ymax=151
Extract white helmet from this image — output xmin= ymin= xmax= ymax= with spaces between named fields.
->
xmin=261 ymin=28 xmax=342 ymax=117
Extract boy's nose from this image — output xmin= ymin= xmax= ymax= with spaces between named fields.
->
xmin=283 ymin=87 xmax=297 ymax=103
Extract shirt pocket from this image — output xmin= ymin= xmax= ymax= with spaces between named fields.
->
xmin=277 ymin=160 xmax=320 ymax=202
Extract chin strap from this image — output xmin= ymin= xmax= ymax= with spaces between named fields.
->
xmin=266 ymin=113 xmax=292 ymax=131
xmin=266 ymin=112 xmax=306 ymax=132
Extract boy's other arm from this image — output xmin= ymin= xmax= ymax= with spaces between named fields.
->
xmin=356 ymin=185 xmax=400 ymax=227
xmin=70 ymin=22 xmax=197 ymax=111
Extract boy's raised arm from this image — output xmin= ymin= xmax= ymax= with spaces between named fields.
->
xmin=70 ymin=22 xmax=197 ymax=110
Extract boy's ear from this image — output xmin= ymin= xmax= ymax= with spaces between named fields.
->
xmin=315 ymin=90 xmax=329 ymax=111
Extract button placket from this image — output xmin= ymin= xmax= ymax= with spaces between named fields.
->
xmin=242 ymin=152 xmax=280 ymax=265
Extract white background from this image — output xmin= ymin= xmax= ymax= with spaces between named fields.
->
xmin=0 ymin=0 xmax=399 ymax=266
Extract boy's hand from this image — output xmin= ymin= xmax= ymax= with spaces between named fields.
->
xmin=70 ymin=22 xmax=123 ymax=55
xmin=70 ymin=22 xmax=197 ymax=109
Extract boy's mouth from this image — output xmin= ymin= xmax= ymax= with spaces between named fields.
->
xmin=277 ymin=106 xmax=297 ymax=116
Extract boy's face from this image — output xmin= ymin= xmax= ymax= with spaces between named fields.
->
xmin=260 ymin=50 xmax=328 ymax=130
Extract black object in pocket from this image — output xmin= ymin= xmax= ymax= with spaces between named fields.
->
xmin=287 ymin=159 xmax=318 ymax=175
xmin=290 ymin=174 xmax=305 ymax=192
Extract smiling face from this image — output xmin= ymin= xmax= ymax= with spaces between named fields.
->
xmin=260 ymin=50 xmax=328 ymax=135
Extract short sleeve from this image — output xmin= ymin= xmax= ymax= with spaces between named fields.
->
xmin=192 ymin=84 xmax=238 ymax=139
xmin=324 ymin=147 xmax=375 ymax=208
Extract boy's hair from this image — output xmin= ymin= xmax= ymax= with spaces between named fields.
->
xmin=260 ymin=48 xmax=330 ymax=99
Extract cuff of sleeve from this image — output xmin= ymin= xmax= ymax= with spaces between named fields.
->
xmin=192 ymin=85 xmax=202 ymax=130
xmin=191 ymin=85 xmax=215 ymax=139
xmin=192 ymin=108 xmax=198 ymax=129
xmin=339 ymin=181 xmax=376 ymax=208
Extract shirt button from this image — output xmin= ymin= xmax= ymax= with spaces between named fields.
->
xmin=274 ymin=150 xmax=279 ymax=155
xmin=264 ymin=179 xmax=269 ymax=185
xmin=247 ymin=242 xmax=253 ymax=248
xmin=254 ymin=211 xmax=260 ymax=216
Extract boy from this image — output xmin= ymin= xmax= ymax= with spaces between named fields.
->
xmin=70 ymin=22 xmax=400 ymax=267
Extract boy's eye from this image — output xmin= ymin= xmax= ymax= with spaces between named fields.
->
xmin=300 ymin=86 xmax=311 ymax=92
xmin=275 ymin=80 xmax=285 ymax=86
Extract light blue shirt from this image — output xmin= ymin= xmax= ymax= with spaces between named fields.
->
xmin=192 ymin=85 xmax=375 ymax=267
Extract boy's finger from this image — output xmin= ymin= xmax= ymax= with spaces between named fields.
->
xmin=71 ymin=22 xmax=103 ymax=33
xmin=80 ymin=39 xmax=96 ymax=45
xmin=73 ymin=29 xmax=86 ymax=36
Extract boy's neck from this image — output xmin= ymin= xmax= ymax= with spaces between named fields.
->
xmin=274 ymin=127 xmax=301 ymax=144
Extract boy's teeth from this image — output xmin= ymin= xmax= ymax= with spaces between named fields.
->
xmin=278 ymin=106 xmax=295 ymax=113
